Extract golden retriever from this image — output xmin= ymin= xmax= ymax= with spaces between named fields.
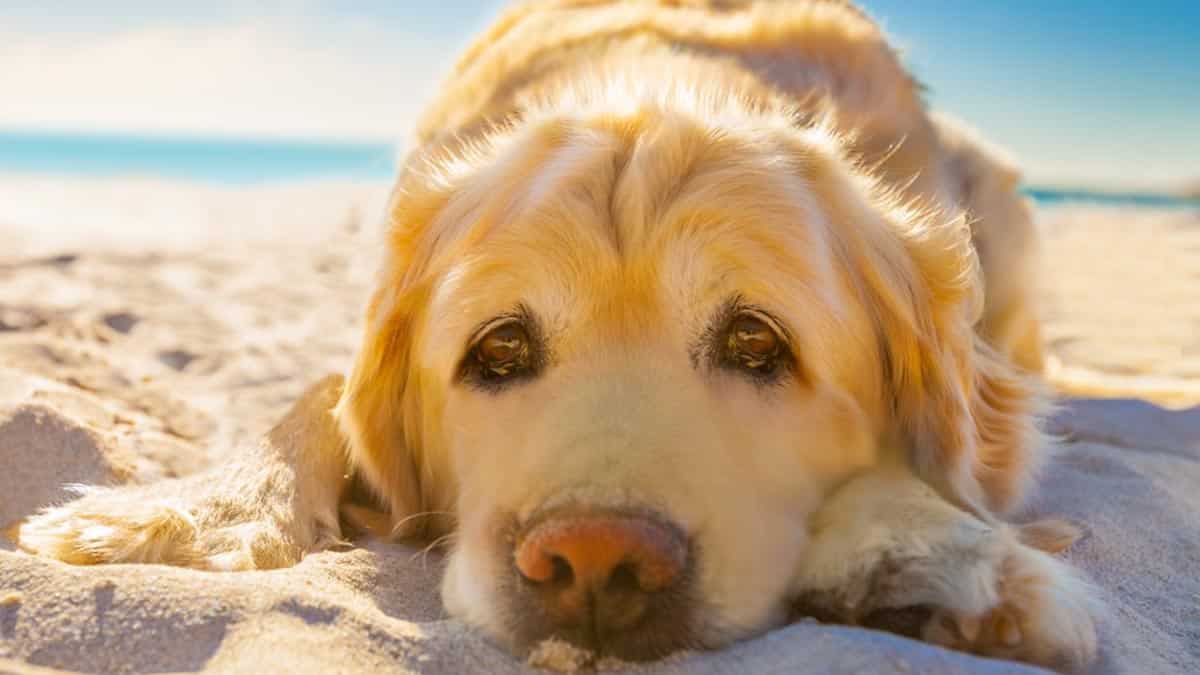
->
xmin=17 ymin=0 xmax=1097 ymax=670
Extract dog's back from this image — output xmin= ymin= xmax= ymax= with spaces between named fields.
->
xmin=416 ymin=1 xmax=937 ymax=196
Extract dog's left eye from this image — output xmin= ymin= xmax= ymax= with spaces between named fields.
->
xmin=479 ymin=323 xmax=527 ymax=366
xmin=721 ymin=312 xmax=789 ymax=378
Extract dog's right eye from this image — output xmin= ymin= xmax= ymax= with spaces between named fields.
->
xmin=462 ymin=319 xmax=537 ymax=389
xmin=478 ymin=323 xmax=529 ymax=370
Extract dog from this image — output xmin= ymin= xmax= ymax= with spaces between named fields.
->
xmin=17 ymin=0 xmax=1097 ymax=670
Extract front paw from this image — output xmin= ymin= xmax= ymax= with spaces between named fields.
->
xmin=17 ymin=486 xmax=208 ymax=567
xmin=922 ymin=534 xmax=1099 ymax=672
xmin=16 ymin=482 xmax=319 ymax=571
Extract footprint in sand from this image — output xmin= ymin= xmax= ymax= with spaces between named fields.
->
xmin=158 ymin=349 xmax=198 ymax=372
xmin=101 ymin=311 xmax=140 ymax=335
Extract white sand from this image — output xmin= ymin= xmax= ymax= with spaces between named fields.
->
xmin=1037 ymin=205 xmax=1200 ymax=408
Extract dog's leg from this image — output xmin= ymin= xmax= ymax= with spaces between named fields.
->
xmin=14 ymin=375 xmax=350 ymax=571
xmin=792 ymin=462 xmax=1099 ymax=671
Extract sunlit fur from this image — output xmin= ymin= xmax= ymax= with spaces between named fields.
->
xmin=19 ymin=1 xmax=1096 ymax=670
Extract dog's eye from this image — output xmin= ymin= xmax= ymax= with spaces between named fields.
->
xmin=479 ymin=323 xmax=527 ymax=366
xmin=723 ymin=313 xmax=788 ymax=377
xmin=730 ymin=316 xmax=779 ymax=360
xmin=466 ymin=320 xmax=535 ymax=386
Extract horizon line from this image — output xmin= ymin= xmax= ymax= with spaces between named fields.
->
xmin=2 ymin=126 xmax=1196 ymax=198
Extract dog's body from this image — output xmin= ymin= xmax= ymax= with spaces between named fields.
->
xmin=18 ymin=1 xmax=1097 ymax=670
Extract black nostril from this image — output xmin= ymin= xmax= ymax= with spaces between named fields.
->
xmin=607 ymin=562 xmax=640 ymax=594
xmin=549 ymin=554 xmax=574 ymax=587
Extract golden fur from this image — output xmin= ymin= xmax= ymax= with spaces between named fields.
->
xmin=18 ymin=1 xmax=1095 ymax=670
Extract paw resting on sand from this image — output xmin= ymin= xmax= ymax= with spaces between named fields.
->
xmin=16 ymin=376 xmax=350 ymax=572
xmin=18 ymin=483 xmax=305 ymax=571
xmin=17 ymin=466 xmax=345 ymax=572
xmin=920 ymin=530 xmax=1099 ymax=671
xmin=794 ymin=466 xmax=1099 ymax=672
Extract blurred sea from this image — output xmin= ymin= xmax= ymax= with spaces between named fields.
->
xmin=0 ymin=130 xmax=396 ymax=184
xmin=1 ymin=129 xmax=1196 ymax=208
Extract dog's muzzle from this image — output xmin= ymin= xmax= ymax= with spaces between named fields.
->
xmin=508 ymin=508 xmax=696 ymax=659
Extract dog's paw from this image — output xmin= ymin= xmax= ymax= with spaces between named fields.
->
xmin=17 ymin=487 xmax=208 ymax=567
xmin=922 ymin=535 xmax=1099 ymax=672
xmin=16 ymin=483 xmax=319 ymax=571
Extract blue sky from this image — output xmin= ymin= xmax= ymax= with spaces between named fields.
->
xmin=1 ymin=1 xmax=1197 ymax=189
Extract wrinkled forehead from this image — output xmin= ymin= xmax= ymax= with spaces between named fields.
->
xmin=419 ymin=115 xmax=847 ymax=355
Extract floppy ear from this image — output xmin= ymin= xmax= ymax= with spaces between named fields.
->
xmin=806 ymin=147 xmax=1045 ymax=517
xmin=873 ymin=204 xmax=1045 ymax=517
xmin=333 ymin=178 xmax=459 ymax=540
xmin=888 ymin=297 xmax=1046 ymax=518
xmin=333 ymin=277 xmax=445 ymax=539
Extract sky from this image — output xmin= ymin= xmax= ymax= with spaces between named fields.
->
xmin=1 ymin=1 xmax=1197 ymax=190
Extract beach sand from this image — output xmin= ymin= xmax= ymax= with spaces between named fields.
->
xmin=1039 ymin=205 xmax=1200 ymax=408
xmin=0 ymin=176 xmax=1197 ymax=674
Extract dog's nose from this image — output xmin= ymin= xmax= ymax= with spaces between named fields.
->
xmin=515 ymin=512 xmax=688 ymax=631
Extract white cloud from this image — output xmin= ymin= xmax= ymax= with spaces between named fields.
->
xmin=0 ymin=17 xmax=455 ymax=141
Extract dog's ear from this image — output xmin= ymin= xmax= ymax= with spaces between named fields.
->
xmin=874 ymin=204 xmax=1045 ymax=517
xmin=333 ymin=175 xmax=459 ymax=540
xmin=334 ymin=275 xmax=448 ymax=539
xmin=807 ymin=146 xmax=1044 ymax=517
xmin=890 ymin=303 xmax=1046 ymax=518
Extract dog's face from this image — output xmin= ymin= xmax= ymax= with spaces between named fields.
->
xmin=338 ymin=96 xmax=1008 ymax=659
xmin=426 ymin=118 xmax=892 ymax=657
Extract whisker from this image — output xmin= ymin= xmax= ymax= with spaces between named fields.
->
xmin=410 ymin=532 xmax=458 ymax=570
xmin=389 ymin=510 xmax=457 ymax=538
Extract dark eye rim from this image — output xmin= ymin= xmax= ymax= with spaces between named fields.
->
xmin=457 ymin=305 xmax=545 ymax=391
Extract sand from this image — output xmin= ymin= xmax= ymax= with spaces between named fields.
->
xmin=1038 ymin=205 xmax=1200 ymax=408
xmin=0 ymin=176 xmax=1197 ymax=674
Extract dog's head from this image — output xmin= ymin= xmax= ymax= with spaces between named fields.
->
xmin=335 ymin=83 xmax=1037 ymax=659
